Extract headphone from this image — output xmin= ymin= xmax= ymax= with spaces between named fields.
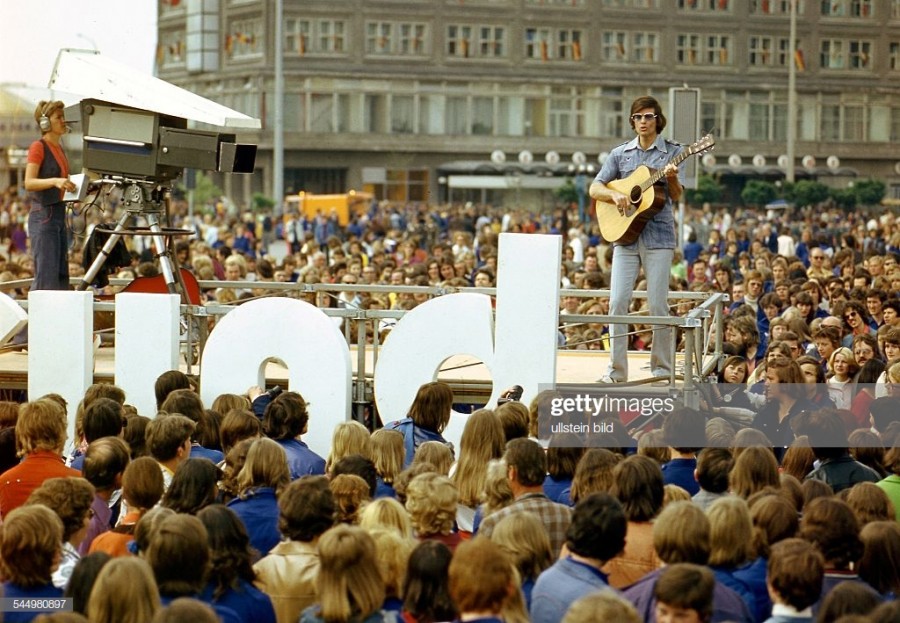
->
xmin=38 ymin=103 xmax=52 ymax=133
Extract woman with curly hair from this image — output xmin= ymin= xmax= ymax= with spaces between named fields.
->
xmin=197 ymin=504 xmax=276 ymax=623
xmin=405 ymin=472 xmax=460 ymax=551
xmin=330 ymin=474 xmax=372 ymax=525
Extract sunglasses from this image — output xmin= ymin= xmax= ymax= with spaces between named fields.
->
xmin=631 ymin=113 xmax=658 ymax=122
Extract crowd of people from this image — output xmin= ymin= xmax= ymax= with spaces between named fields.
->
xmin=2 ymin=115 xmax=900 ymax=622
xmin=0 ymin=365 xmax=899 ymax=623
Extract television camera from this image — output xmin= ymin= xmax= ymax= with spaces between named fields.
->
xmin=45 ymin=49 xmax=260 ymax=297
xmin=66 ymin=98 xmax=257 ymax=293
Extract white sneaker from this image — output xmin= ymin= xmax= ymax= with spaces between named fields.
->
xmin=598 ymin=375 xmax=621 ymax=384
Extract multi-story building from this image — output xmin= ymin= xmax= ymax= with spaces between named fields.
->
xmin=156 ymin=0 xmax=900 ymax=208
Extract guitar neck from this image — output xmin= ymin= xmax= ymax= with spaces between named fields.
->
xmin=644 ymin=148 xmax=693 ymax=188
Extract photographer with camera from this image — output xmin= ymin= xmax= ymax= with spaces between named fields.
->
xmin=24 ymin=100 xmax=77 ymax=291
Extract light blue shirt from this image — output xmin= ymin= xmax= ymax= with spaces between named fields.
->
xmin=594 ymin=135 xmax=684 ymax=249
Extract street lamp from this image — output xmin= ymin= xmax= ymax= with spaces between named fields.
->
xmin=568 ymin=152 xmax=595 ymax=226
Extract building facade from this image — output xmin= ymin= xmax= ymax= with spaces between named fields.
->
xmin=156 ymin=0 xmax=900 ymax=209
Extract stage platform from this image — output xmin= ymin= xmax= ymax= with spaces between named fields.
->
xmin=0 ymin=345 xmax=685 ymax=404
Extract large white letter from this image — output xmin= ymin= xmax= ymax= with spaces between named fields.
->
xmin=28 ymin=291 xmax=94 ymax=445
xmin=199 ymin=298 xmax=351 ymax=457
xmin=0 ymin=292 xmax=27 ymax=347
xmin=115 ymin=293 xmax=180 ymax=417
xmin=374 ymin=233 xmax=561 ymax=448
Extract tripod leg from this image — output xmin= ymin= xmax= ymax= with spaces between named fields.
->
xmin=146 ymin=214 xmax=178 ymax=295
xmin=77 ymin=212 xmax=131 ymax=291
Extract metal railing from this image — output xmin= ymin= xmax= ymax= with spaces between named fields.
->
xmin=11 ymin=278 xmax=729 ymax=415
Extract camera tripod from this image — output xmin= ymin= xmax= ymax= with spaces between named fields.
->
xmin=77 ymin=179 xmax=203 ymax=366
xmin=78 ymin=179 xmax=189 ymax=296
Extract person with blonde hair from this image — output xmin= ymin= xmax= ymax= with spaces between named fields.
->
xmin=227 ymin=437 xmax=289 ymax=556
xmin=706 ymin=497 xmax=761 ymax=620
xmin=358 ymin=497 xmax=414 ymax=540
xmin=369 ymin=429 xmax=404 ymax=498
xmin=562 ymin=592 xmax=641 ymax=623
xmin=367 ymin=529 xmax=413 ymax=615
xmin=406 ymin=472 xmax=460 ymax=550
xmin=0 ymin=504 xmax=66 ymax=612
xmin=87 ymin=557 xmax=161 ymax=623
xmin=489 ymin=511 xmax=553 ymax=610
xmin=0 ymin=399 xmax=79 ymax=518
xmin=451 ymin=409 xmax=505 ymax=533
xmin=827 ymin=347 xmax=859 ymax=410
xmin=25 ymin=477 xmax=96 ymax=589
xmin=326 ymin=421 xmax=372 ymax=474
xmin=412 ymin=441 xmax=453 ymax=476
xmin=474 ymin=458 xmax=514 ymax=531
xmin=299 ymin=525 xmax=387 ymax=623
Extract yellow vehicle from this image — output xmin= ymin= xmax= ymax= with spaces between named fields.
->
xmin=285 ymin=191 xmax=373 ymax=226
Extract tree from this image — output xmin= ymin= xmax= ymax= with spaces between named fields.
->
xmin=192 ymin=172 xmax=224 ymax=209
xmin=852 ymin=179 xmax=885 ymax=207
xmin=740 ymin=180 xmax=777 ymax=207
xmin=830 ymin=187 xmax=856 ymax=211
xmin=685 ymin=174 xmax=724 ymax=206
xmin=555 ymin=178 xmax=579 ymax=205
xmin=252 ymin=192 xmax=276 ymax=212
xmin=784 ymin=179 xmax=829 ymax=208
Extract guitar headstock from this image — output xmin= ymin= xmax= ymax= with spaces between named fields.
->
xmin=688 ymin=133 xmax=716 ymax=156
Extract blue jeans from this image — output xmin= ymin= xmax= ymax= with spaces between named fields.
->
xmin=606 ymin=241 xmax=674 ymax=381
xmin=28 ymin=202 xmax=69 ymax=290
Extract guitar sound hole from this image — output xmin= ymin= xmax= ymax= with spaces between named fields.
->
xmin=629 ymin=186 xmax=642 ymax=203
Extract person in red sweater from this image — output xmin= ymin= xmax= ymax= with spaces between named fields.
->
xmin=0 ymin=398 xmax=79 ymax=519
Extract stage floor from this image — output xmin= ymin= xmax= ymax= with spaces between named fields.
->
xmin=0 ymin=346 xmax=678 ymax=398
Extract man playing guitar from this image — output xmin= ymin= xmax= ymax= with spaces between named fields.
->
xmin=589 ymin=95 xmax=683 ymax=384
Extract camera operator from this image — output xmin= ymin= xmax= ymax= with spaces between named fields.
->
xmin=24 ymin=100 xmax=76 ymax=290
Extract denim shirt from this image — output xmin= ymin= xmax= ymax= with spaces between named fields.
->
xmin=594 ymin=135 xmax=684 ymax=250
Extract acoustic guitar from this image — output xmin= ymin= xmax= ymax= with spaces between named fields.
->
xmin=595 ymin=134 xmax=715 ymax=245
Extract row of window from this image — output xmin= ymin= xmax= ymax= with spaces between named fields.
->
xmin=207 ymin=83 xmax=900 ymax=144
xmin=162 ymin=17 xmax=895 ymax=72
xmin=164 ymin=0 xmax=900 ymax=17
